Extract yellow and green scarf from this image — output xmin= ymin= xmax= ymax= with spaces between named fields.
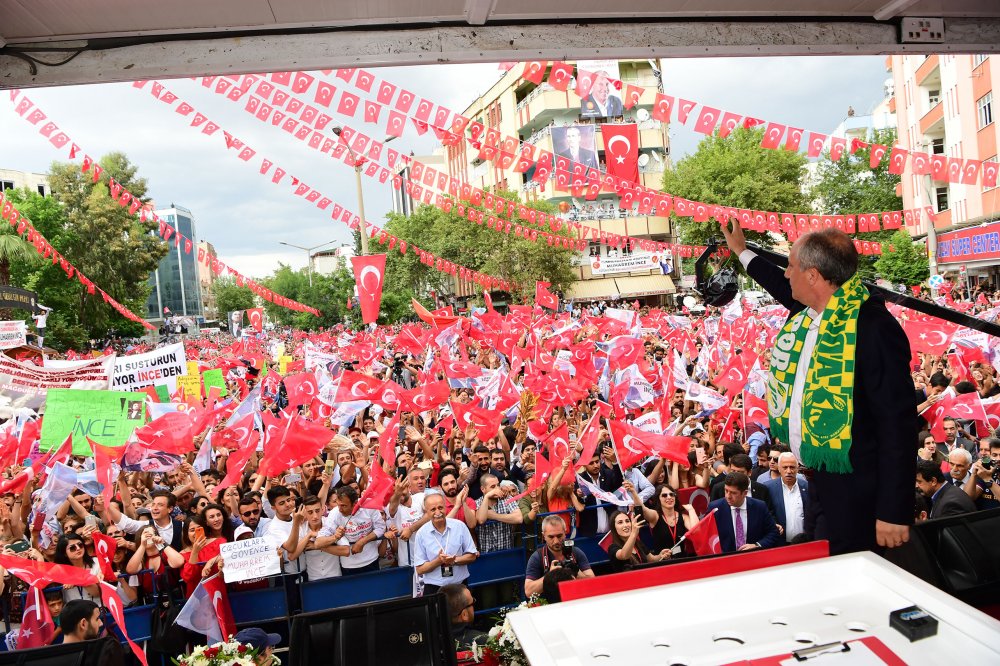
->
xmin=766 ymin=274 xmax=868 ymax=473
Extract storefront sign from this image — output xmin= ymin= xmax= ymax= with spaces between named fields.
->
xmin=936 ymin=222 xmax=1000 ymax=264
xmin=590 ymin=252 xmax=672 ymax=275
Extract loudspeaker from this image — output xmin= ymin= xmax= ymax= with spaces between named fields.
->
xmin=288 ymin=593 xmax=457 ymax=666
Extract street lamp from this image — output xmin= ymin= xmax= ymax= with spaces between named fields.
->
xmin=279 ymin=240 xmax=339 ymax=287
xmin=331 ymin=126 xmax=397 ymax=256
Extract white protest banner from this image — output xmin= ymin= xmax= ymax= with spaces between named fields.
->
xmin=111 ymin=343 xmax=187 ymax=392
xmin=304 ymin=346 xmax=341 ymax=374
xmin=220 ymin=537 xmax=282 ymax=583
xmin=0 ymin=353 xmax=114 ymax=413
xmin=0 ymin=321 xmax=26 ymax=349
xmin=589 ymin=251 xmax=671 ymax=276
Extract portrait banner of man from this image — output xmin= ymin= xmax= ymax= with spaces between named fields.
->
xmin=552 ymin=125 xmax=598 ymax=174
xmin=577 ymin=59 xmax=623 ymax=119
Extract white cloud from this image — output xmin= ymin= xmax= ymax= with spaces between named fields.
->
xmin=1 ymin=56 xmax=892 ymax=283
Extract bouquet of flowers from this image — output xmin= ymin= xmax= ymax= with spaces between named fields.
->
xmin=471 ymin=597 xmax=547 ymax=666
xmin=174 ymin=638 xmax=280 ymax=666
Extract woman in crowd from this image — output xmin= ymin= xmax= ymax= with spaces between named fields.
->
xmin=639 ymin=482 xmax=698 ymax=558
xmin=180 ymin=503 xmax=233 ymax=593
xmin=55 ymin=533 xmax=107 ymax=603
xmin=917 ymin=430 xmax=947 ymax=465
xmin=125 ymin=525 xmax=184 ymax=598
xmin=606 ymin=510 xmax=661 ymax=573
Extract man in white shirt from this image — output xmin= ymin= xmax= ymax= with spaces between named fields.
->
xmin=412 ymin=491 xmax=478 ymax=596
xmin=261 ymin=485 xmax=302 ymax=575
xmin=286 ymin=495 xmax=346 ymax=581
xmin=103 ymin=490 xmax=183 ymax=550
xmin=764 ymin=452 xmax=810 ymax=543
xmin=386 ymin=475 xmax=430 ymax=567
xmin=315 ymin=486 xmax=384 ymax=575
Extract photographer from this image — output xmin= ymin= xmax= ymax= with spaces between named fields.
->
xmin=523 ymin=515 xmax=594 ymax=597
xmin=390 ymin=353 xmax=414 ymax=389
xmin=964 ymin=438 xmax=1000 ymax=510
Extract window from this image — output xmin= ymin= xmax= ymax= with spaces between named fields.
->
xmin=978 ymin=92 xmax=993 ymax=129
xmin=931 ymin=138 xmax=945 ymax=155
xmin=927 ymin=89 xmax=940 ymax=107
xmin=0 ymin=180 xmax=13 ymax=192
xmin=36 ymin=185 xmax=45 ymax=196
xmin=974 ymin=54 xmax=988 ymax=68
xmin=935 ymin=186 xmax=949 ymax=212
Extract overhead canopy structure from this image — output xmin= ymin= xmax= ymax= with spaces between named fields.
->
xmin=2 ymin=1 xmax=1000 ymax=89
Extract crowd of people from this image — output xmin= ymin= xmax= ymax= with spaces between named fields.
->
xmin=0 ymin=228 xmax=998 ymax=661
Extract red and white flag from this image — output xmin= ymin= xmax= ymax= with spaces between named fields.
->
xmin=601 ymin=124 xmax=639 ymax=183
xmin=18 ymin=584 xmax=55 ymax=649
xmin=246 ymin=308 xmax=264 ymax=332
xmin=684 ymin=508 xmax=722 ymax=556
xmin=92 ymin=531 xmax=118 ymax=582
xmin=901 ymin=317 xmax=958 ymax=355
xmin=100 ymin=582 xmax=148 ymax=666
xmin=202 ymin=573 xmax=237 ymax=640
xmin=350 ymin=254 xmax=387 ymax=324
xmin=535 ymin=281 xmax=559 ymax=310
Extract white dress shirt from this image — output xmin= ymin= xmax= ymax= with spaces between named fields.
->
xmin=781 ymin=481 xmax=805 ymax=541
xmin=739 ymin=249 xmax=822 ymax=461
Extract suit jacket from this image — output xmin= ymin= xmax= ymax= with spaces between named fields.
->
xmin=707 ymin=497 xmax=781 ymax=553
xmin=710 ymin=477 xmax=777 ymax=518
xmin=763 ymin=477 xmax=810 ymax=534
xmin=582 ymin=94 xmax=624 ymax=117
xmin=556 ymin=148 xmax=599 ymax=171
xmin=746 ymin=254 xmax=916 ymax=554
xmin=929 ymin=482 xmax=977 ymax=518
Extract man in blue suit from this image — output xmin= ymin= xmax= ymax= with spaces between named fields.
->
xmin=764 ymin=452 xmax=810 ymax=543
xmin=707 ymin=472 xmax=781 ymax=553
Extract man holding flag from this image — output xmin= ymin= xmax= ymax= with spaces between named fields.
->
xmin=719 ymin=218 xmax=915 ymax=555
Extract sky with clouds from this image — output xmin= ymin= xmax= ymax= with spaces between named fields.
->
xmin=1 ymin=56 xmax=893 ymax=278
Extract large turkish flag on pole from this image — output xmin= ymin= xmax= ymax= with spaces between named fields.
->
xmin=350 ymin=254 xmax=387 ymax=324
xmin=601 ymin=123 xmax=639 ymax=183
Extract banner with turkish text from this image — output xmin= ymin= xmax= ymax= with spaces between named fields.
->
xmin=111 ymin=342 xmax=187 ymax=392
xmin=0 ymin=353 xmax=114 ymax=411
xmin=39 ymin=389 xmax=146 ymax=455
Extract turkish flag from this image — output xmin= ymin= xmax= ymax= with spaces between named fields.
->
xmin=548 ymin=62 xmax=573 ymax=90
xmin=714 ymin=351 xmax=757 ymax=396
xmin=350 ymin=254 xmax=386 ymax=324
xmin=0 ymin=554 xmax=100 ymax=588
xmin=88 ymin=438 xmax=121 ymax=508
xmin=355 ymin=461 xmax=395 ymax=512
xmin=133 ymin=412 xmax=198 ymax=455
xmin=258 ymin=414 xmax=332 ymax=477
xmin=602 ymin=123 xmax=639 ymax=183
xmin=19 ymin=584 xmax=55 ymax=648
xmin=951 ymin=390 xmax=986 ymax=423
xmin=743 ymin=392 xmax=770 ymax=428
xmin=100 ymin=582 xmax=148 ymax=666
xmin=202 ymin=573 xmax=237 ymax=641
xmin=979 ymin=396 xmax=1000 ymax=435
xmin=535 ymin=281 xmax=559 ymax=310
xmin=400 ymin=380 xmax=450 ymax=414
xmin=609 ymin=419 xmax=651 ymax=470
xmin=901 ymin=317 xmax=957 ymax=354
xmin=684 ymin=508 xmax=722 ymax=556
xmin=283 ymin=371 xmax=319 ymax=406
xmin=214 ymin=434 xmax=258 ymax=493
xmin=923 ymin=393 xmax=955 ymax=441
xmin=439 ymin=358 xmax=483 ymax=380
xmin=676 ymin=486 xmax=711 ymax=517
xmin=247 ymin=307 xmax=264 ymax=332
xmin=92 ymin=531 xmax=118 ymax=582
xmin=575 ymin=413 xmax=603 ymax=471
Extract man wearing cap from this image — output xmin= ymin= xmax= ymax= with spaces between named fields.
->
xmin=234 ymin=628 xmax=281 ymax=666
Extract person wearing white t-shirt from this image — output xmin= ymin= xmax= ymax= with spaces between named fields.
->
xmin=261 ymin=485 xmax=303 ymax=575
xmin=287 ymin=495 xmax=347 ymax=581
xmin=315 ymin=486 xmax=384 ymax=575
xmin=386 ymin=475 xmax=431 ymax=567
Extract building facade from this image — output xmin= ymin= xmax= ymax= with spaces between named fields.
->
xmin=0 ymin=168 xmax=50 ymax=197
xmin=196 ymin=240 xmax=217 ymax=320
xmin=312 ymin=244 xmax=356 ymax=276
xmin=146 ymin=205 xmax=203 ymax=322
xmin=889 ymin=54 xmax=1000 ymax=283
xmin=440 ymin=59 xmax=677 ymax=306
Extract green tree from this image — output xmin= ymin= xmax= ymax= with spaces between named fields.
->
xmin=260 ymin=265 xmax=359 ymax=330
xmin=212 ymin=276 xmax=256 ymax=315
xmin=810 ymin=128 xmax=904 ymax=278
xmin=662 ymin=127 xmax=811 ymax=250
xmin=874 ymin=229 xmax=930 ymax=287
xmin=379 ymin=191 xmax=575 ymax=309
xmin=46 ymin=153 xmax=168 ymax=338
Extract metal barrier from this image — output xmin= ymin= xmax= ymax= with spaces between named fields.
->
xmin=300 ymin=566 xmax=413 ymax=613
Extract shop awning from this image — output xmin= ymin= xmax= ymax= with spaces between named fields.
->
xmin=614 ymin=274 xmax=675 ymax=297
xmin=565 ymin=277 xmax=621 ymax=301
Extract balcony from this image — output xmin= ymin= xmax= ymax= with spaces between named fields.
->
xmin=919 ymin=101 xmax=944 ymax=135
xmin=915 ymin=55 xmax=940 ymax=86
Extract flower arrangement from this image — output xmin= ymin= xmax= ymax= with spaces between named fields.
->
xmin=173 ymin=638 xmax=281 ymax=666
xmin=471 ymin=596 xmax=547 ymax=666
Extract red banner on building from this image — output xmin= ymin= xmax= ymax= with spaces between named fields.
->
xmin=601 ymin=123 xmax=639 ymax=184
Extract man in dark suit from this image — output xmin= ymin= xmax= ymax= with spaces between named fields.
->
xmin=710 ymin=453 xmax=776 ymax=518
xmin=580 ymin=71 xmax=624 ymax=118
xmin=720 ymin=221 xmax=915 ymax=555
xmin=706 ymin=472 xmax=781 ymax=553
xmin=915 ymin=460 xmax=977 ymax=518
xmin=555 ymin=125 xmax=599 ymax=170
xmin=763 ymin=452 xmax=810 ymax=542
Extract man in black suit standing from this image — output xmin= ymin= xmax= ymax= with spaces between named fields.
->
xmin=709 ymin=453 xmax=776 ymax=518
xmin=706 ymin=472 xmax=781 ymax=553
xmin=915 ymin=460 xmax=977 ymax=518
xmin=720 ymin=221 xmax=915 ymax=555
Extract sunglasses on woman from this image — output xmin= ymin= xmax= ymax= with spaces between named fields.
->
xmin=66 ymin=543 xmax=84 ymax=552
xmin=660 ymin=492 xmax=675 ymax=498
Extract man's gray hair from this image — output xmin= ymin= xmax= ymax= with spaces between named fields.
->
xmin=541 ymin=515 xmax=566 ymax=532
xmin=796 ymin=229 xmax=858 ymax=287
xmin=422 ymin=489 xmax=445 ymax=509
xmin=949 ymin=448 xmax=973 ymax=465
